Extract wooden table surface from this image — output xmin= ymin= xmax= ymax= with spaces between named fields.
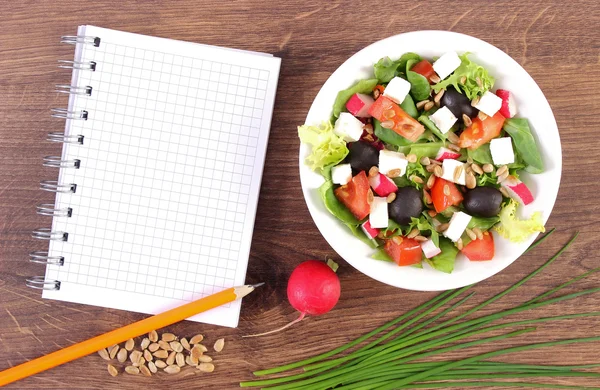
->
xmin=1 ymin=1 xmax=599 ymax=389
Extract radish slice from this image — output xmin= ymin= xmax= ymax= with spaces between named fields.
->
xmin=496 ymin=89 xmax=518 ymax=118
xmin=346 ymin=93 xmax=375 ymax=118
xmin=421 ymin=239 xmax=441 ymax=258
xmin=435 ymin=147 xmax=462 ymax=161
xmin=501 ymin=175 xmax=534 ymax=205
xmin=361 ymin=220 xmax=380 ymax=239
xmin=369 ymin=173 xmax=398 ymax=197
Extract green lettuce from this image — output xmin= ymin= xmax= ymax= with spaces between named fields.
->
xmin=503 ymin=118 xmax=544 ymax=174
xmin=332 ymin=79 xmax=378 ymax=117
xmin=426 ymin=238 xmax=458 ymax=273
xmin=298 ymin=121 xmax=348 ymax=173
xmin=432 ymin=53 xmax=494 ymax=100
xmin=374 ymin=53 xmax=421 ymax=83
xmin=494 ymin=199 xmax=545 ymax=242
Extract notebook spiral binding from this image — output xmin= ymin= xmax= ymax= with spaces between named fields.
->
xmin=28 ymin=34 xmax=100 ymax=291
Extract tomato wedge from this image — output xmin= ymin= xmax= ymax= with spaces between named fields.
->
xmin=384 ymin=236 xmax=422 ymax=266
xmin=430 ymin=178 xmax=463 ymax=213
xmin=368 ymin=96 xmax=425 ymax=142
xmin=334 ymin=171 xmax=371 ymax=220
xmin=411 ymin=60 xmax=437 ymax=83
xmin=462 ymin=231 xmax=495 ymax=261
xmin=458 ymin=111 xmax=506 ymax=150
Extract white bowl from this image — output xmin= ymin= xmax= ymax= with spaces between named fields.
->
xmin=299 ymin=31 xmax=561 ymax=291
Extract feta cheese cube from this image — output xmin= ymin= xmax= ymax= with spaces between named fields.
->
xmin=443 ymin=211 xmax=472 ymax=242
xmin=432 ymin=52 xmax=461 ymax=80
xmin=331 ymin=163 xmax=352 ymax=185
xmin=378 ymin=149 xmax=408 ymax=176
xmin=369 ymin=197 xmax=389 ymax=229
xmin=473 ymin=91 xmax=502 ymax=117
xmin=441 ymin=159 xmax=466 ymax=185
xmin=490 ymin=137 xmax=515 ymax=166
xmin=383 ymin=77 xmax=411 ymax=104
xmin=429 ymin=106 xmax=458 ymax=134
xmin=334 ymin=112 xmax=364 ymax=142
xmin=421 ymin=239 xmax=442 ymax=259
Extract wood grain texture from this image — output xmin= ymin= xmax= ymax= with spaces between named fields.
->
xmin=1 ymin=0 xmax=599 ymax=388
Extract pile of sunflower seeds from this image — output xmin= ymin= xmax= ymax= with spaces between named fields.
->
xmin=97 ymin=330 xmax=225 ymax=377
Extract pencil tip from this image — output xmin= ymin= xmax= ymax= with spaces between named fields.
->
xmin=250 ymin=282 xmax=265 ymax=288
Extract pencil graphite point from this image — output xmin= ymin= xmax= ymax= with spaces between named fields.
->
xmin=250 ymin=282 xmax=265 ymax=288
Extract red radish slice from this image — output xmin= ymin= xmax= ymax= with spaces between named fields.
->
xmin=361 ymin=220 xmax=380 ymax=239
xmin=435 ymin=147 xmax=462 ymax=161
xmin=369 ymin=173 xmax=398 ymax=197
xmin=346 ymin=93 xmax=375 ymax=118
xmin=495 ymin=89 xmax=518 ymax=118
xmin=243 ymin=260 xmax=340 ymax=337
xmin=501 ymin=175 xmax=534 ymax=205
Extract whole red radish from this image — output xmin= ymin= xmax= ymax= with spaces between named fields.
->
xmin=244 ymin=260 xmax=340 ymax=337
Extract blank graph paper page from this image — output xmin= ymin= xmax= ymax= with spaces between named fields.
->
xmin=44 ymin=26 xmax=280 ymax=327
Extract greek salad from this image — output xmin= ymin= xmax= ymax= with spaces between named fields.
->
xmin=299 ymin=51 xmax=546 ymax=273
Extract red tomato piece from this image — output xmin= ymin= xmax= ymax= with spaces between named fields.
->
xmin=334 ymin=171 xmax=371 ymax=220
xmin=430 ymin=178 xmax=464 ymax=213
xmin=411 ymin=60 xmax=437 ymax=83
xmin=384 ymin=236 xmax=422 ymax=266
xmin=458 ymin=111 xmax=506 ymax=150
xmin=368 ymin=96 xmax=425 ymax=142
xmin=462 ymin=231 xmax=495 ymax=261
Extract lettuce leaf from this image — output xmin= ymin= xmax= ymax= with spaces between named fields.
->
xmin=426 ymin=238 xmax=458 ymax=273
xmin=332 ymin=79 xmax=379 ymax=117
xmin=298 ymin=121 xmax=348 ymax=173
xmin=374 ymin=53 xmax=421 ymax=83
xmin=318 ymin=180 xmax=359 ymax=225
xmin=432 ymin=53 xmax=494 ymax=100
xmin=494 ymin=199 xmax=545 ymax=242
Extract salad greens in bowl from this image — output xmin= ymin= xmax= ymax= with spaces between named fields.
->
xmin=298 ymin=31 xmax=561 ymax=291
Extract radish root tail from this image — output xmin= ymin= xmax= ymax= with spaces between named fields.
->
xmin=242 ymin=312 xmax=306 ymax=338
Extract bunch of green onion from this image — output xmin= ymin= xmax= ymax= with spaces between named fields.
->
xmin=240 ymin=230 xmax=600 ymax=389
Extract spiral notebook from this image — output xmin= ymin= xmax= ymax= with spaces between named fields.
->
xmin=30 ymin=26 xmax=280 ymax=327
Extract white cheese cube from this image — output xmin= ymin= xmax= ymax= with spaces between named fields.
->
xmin=369 ymin=197 xmax=389 ymax=229
xmin=334 ymin=112 xmax=364 ymax=142
xmin=441 ymin=159 xmax=466 ymax=185
xmin=331 ymin=163 xmax=352 ymax=185
xmin=429 ymin=106 xmax=458 ymax=134
xmin=490 ymin=137 xmax=515 ymax=166
xmin=379 ymin=149 xmax=408 ymax=176
xmin=421 ymin=239 xmax=442 ymax=259
xmin=383 ymin=76 xmax=411 ymax=104
xmin=432 ymin=52 xmax=461 ymax=80
xmin=473 ymin=91 xmax=502 ymax=117
xmin=443 ymin=211 xmax=472 ymax=242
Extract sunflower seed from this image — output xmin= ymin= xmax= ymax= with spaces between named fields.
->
xmin=196 ymin=344 xmax=208 ymax=353
xmin=460 ymin=75 xmax=467 ymax=84
xmin=429 ymin=158 xmax=442 ymax=165
xmin=414 ymin=235 xmax=428 ymax=242
xmin=423 ymin=190 xmax=432 ymax=204
xmin=453 ymin=165 xmax=464 ymax=183
xmin=123 ymin=338 xmax=134 ymax=351
xmin=424 ymin=101 xmax=435 ymax=111
xmin=473 ymin=227 xmax=484 ymax=240
xmin=434 ymin=165 xmax=443 ymax=178
xmin=392 ymin=236 xmax=403 ymax=245
xmin=129 ymin=350 xmax=142 ymax=364
xmin=471 ymin=163 xmax=483 ymax=175
xmin=457 ymin=238 xmax=464 ymax=250
xmin=407 ymin=228 xmax=419 ymax=239
xmin=186 ymin=355 xmax=197 ymax=367
xmin=380 ymin=120 xmax=394 ymax=129
xmin=117 ymin=347 xmax=128 ymax=363
xmin=109 ymin=345 xmax=119 ymax=359
xmin=148 ymin=330 xmax=159 ymax=343
xmin=386 ymin=192 xmax=396 ymax=203
xmin=198 ymin=355 xmax=213 ymax=363
xmin=140 ymin=338 xmax=150 ymax=350
xmin=148 ymin=343 xmax=160 ymax=352
xmin=125 ymin=366 xmax=139 ymax=375
xmin=364 ymin=123 xmax=374 ymax=134
xmin=180 ymin=338 xmax=191 ymax=352
xmin=133 ymin=357 xmax=145 ymax=368
xmin=434 ymin=89 xmax=445 ymax=105
xmin=406 ymin=153 xmax=417 ymax=163
xmin=368 ymin=166 xmax=379 ymax=178
xmin=410 ymin=175 xmax=424 ymax=184
xmin=140 ymin=364 xmax=152 ymax=377
xmin=166 ymin=351 xmax=176 ymax=366
xmin=462 ymin=113 xmax=472 ymax=127
xmin=154 ymin=360 xmax=167 ymax=369
xmin=499 ymin=186 xmax=510 ymax=198
xmin=175 ymin=352 xmax=185 ymax=367
xmin=198 ymin=363 xmax=215 ymax=373
xmin=478 ymin=111 xmax=488 ymax=121
xmin=482 ymin=163 xmax=494 ymax=173
xmin=164 ymin=365 xmax=181 ymax=374
xmin=170 ymin=341 xmax=183 ymax=353
xmin=162 ymin=333 xmax=177 ymax=342
xmin=497 ymin=171 xmax=509 ymax=183
xmin=383 ymin=109 xmax=396 ymax=119
xmin=428 ymin=210 xmax=438 ymax=217
xmin=446 ymin=131 xmax=460 ymax=144
xmin=443 ymin=184 xmax=450 ymax=196
xmin=430 ymin=74 xmax=441 ymax=84
xmin=98 ymin=348 xmax=110 ymax=361
xmin=436 ymin=223 xmax=449 ymax=233
xmin=148 ymin=361 xmax=158 ymax=374
xmin=426 ymin=164 xmax=436 ymax=173
xmin=153 ymin=350 xmax=169 ymax=359
xmin=387 ymin=169 xmax=401 ymax=178
xmin=426 ymin=175 xmax=436 ymax=189
xmin=367 ymin=189 xmax=374 ymax=204
xmin=466 ymin=172 xmax=477 ymax=189
xmin=158 ymin=340 xmax=172 ymax=351
xmin=466 ymin=228 xmax=477 ymax=241
xmin=190 ymin=334 xmax=204 ymax=344
xmin=448 ymin=143 xmax=461 ymax=152
xmin=420 ymin=156 xmax=431 ymax=166
xmin=364 ymin=134 xmax=375 ymax=142
xmin=143 ymin=349 xmax=153 ymax=362
xmin=107 ymin=364 xmax=119 ymax=377
xmin=416 ymin=100 xmax=430 ymax=109
xmin=191 ymin=345 xmax=203 ymax=360
xmin=471 ymin=96 xmax=480 ymax=107
xmin=496 ymin=165 xmax=508 ymax=177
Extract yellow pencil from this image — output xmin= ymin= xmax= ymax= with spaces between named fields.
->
xmin=0 ymin=283 xmax=262 ymax=386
